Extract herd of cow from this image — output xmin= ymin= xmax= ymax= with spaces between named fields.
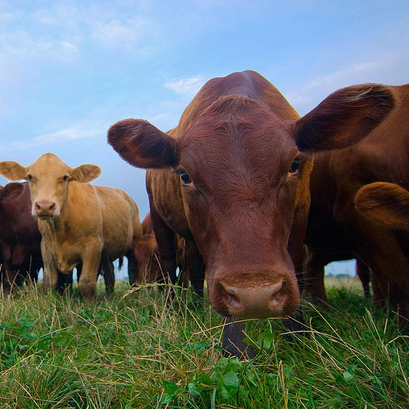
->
xmin=0 ymin=70 xmax=408 ymax=358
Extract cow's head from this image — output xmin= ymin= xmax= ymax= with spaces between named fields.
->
xmin=108 ymin=84 xmax=394 ymax=319
xmin=0 ymin=183 xmax=25 ymax=203
xmin=0 ymin=153 xmax=101 ymax=220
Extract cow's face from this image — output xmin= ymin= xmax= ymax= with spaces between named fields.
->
xmin=0 ymin=153 xmax=101 ymax=220
xmin=108 ymin=84 xmax=394 ymax=319
xmin=174 ymin=98 xmax=307 ymax=317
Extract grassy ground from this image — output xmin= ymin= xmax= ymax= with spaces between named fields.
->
xmin=0 ymin=276 xmax=408 ymax=408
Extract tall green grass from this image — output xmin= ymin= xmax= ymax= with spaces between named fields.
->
xmin=0 ymin=277 xmax=408 ymax=408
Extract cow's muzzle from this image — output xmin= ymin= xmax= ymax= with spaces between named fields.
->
xmin=213 ymin=272 xmax=300 ymax=319
xmin=33 ymin=200 xmax=58 ymax=218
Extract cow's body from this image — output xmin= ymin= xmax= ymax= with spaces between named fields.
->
xmin=133 ymin=212 xmax=204 ymax=292
xmin=108 ymin=70 xmax=394 ymax=355
xmin=304 ymin=84 xmax=409 ymax=323
xmin=132 ymin=213 xmax=161 ymax=285
xmin=0 ymin=183 xmax=42 ymax=290
xmin=0 ymin=153 xmax=142 ymax=302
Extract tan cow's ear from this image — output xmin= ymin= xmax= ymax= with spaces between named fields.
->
xmin=0 ymin=161 xmax=28 ymax=181
xmin=71 ymin=164 xmax=101 ymax=183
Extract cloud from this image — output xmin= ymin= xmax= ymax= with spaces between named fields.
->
xmin=286 ymin=56 xmax=402 ymax=115
xmin=91 ymin=17 xmax=153 ymax=50
xmin=164 ymin=76 xmax=205 ymax=98
xmin=0 ymin=120 xmax=104 ymax=153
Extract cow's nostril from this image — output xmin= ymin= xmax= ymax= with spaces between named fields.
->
xmin=224 ymin=291 xmax=241 ymax=310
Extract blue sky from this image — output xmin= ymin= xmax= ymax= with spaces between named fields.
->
xmin=0 ymin=1 xmax=408 ymax=225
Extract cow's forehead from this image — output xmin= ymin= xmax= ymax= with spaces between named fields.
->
xmin=29 ymin=153 xmax=69 ymax=177
xmin=179 ymin=105 xmax=297 ymax=170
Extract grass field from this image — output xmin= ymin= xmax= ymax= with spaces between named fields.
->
xmin=0 ymin=276 xmax=408 ymax=408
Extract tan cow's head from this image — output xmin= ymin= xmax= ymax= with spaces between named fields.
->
xmin=0 ymin=153 xmax=101 ymax=220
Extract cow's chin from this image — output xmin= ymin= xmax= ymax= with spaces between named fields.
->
xmin=34 ymin=214 xmax=59 ymax=222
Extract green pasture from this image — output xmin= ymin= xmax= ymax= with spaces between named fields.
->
xmin=0 ymin=276 xmax=407 ymax=408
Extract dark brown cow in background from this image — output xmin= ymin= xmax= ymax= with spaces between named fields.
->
xmin=132 ymin=212 xmax=161 ymax=285
xmin=133 ymin=212 xmax=204 ymax=295
xmin=108 ymin=70 xmax=394 ymax=357
xmin=0 ymin=183 xmax=43 ymax=291
xmin=303 ymin=84 xmax=409 ymax=326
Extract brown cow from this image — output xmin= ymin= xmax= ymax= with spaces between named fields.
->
xmin=0 ymin=182 xmax=43 ymax=291
xmin=133 ymin=212 xmax=204 ymax=294
xmin=108 ymin=70 xmax=394 ymax=356
xmin=304 ymin=84 xmax=409 ymax=326
xmin=0 ymin=153 xmax=142 ymax=303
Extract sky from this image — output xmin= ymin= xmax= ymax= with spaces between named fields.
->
xmin=1 ymin=0 xmax=408 ymax=276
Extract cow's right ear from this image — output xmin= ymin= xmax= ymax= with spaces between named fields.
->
xmin=295 ymin=84 xmax=395 ymax=152
xmin=0 ymin=161 xmax=28 ymax=181
xmin=108 ymin=119 xmax=178 ymax=169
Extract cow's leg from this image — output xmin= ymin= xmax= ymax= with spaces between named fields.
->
xmin=359 ymin=232 xmax=409 ymax=330
xmin=222 ymin=318 xmax=255 ymax=360
xmin=78 ymin=246 xmax=101 ymax=303
xmin=100 ymin=256 xmax=115 ymax=296
xmin=56 ymin=271 xmax=74 ymax=294
xmin=41 ymin=241 xmax=59 ymax=294
xmin=356 ymin=259 xmax=371 ymax=298
xmin=150 ymin=206 xmax=177 ymax=286
xmin=183 ymin=240 xmax=205 ymax=298
xmin=302 ymin=249 xmax=329 ymax=306
xmin=126 ymin=249 xmax=138 ymax=286
xmin=1 ymin=264 xmax=20 ymax=292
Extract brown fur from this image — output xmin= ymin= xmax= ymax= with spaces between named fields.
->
xmin=0 ymin=183 xmax=42 ymax=291
xmin=108 ymin=70 xmax=394 ymax=320
xmin=304 ymin=84 xmax=409 ymax=325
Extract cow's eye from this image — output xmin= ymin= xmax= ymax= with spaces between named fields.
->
xmin=289 ymin=158 xmax=300 ymax=173
xmin=180 ymin=172 xmax=192 ymax=184
xmin=27 ymin=174 xmax=32 ymax=181
xmin=62 ymin=175 xmax=69 ymax=181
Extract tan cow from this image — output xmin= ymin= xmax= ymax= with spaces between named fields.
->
xmin=107 ymin=70 xmax=394 ymax=357
xmin=0 ymin=153 xmax=142 ymax=303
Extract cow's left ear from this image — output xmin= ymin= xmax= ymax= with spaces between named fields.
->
xmin=70 ymin=164 xmax=101 ymax=183
xmin=0 ymin=161 xmax=28 ymax=181
xmin=294 ymin=84 xmax=395 ymax=152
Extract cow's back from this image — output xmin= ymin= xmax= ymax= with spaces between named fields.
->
xmin=92 ymin=185 xmax=142 ymax=259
